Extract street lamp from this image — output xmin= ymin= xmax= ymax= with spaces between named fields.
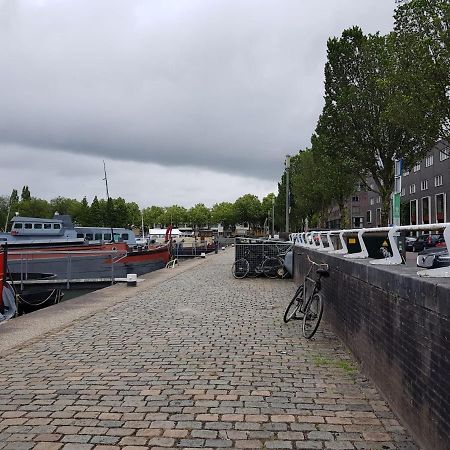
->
xmin=285 ymin=154 xmax=291 ymax=233
xmin=271 ymin=197 xmax=275 ymax=238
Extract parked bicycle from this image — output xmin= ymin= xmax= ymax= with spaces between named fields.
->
xmin=283 ymin=254 xmax=329 ymax=339
xmin=232 ymin=244 xmax=292 ymax=279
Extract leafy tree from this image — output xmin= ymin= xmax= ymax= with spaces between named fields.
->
xmin=234 ymin=194 xmax=262 ymax=228
xmin=89 ymin=196 xmax=103 ymax=226
xmin=211 ymin=202 xmax=236 ymax=229
xmin=164 ymin=205 xmax=188 ymax=227
xmin=17 ymin=198 xmax=52 ymax=218
xmin=319 ymin=27 xmax=428 ymax=225
xmin=126 ymin=202 xmax=142 ymax=228
xmin=143 ymin=206 xmax=165 ymax=228
xmin=391 ymin=0 xmax=450 ymax=149
xmin=21 ymin=186 xmax=31 ymax=201
xmin=77 ymin=197 xmax=90 ymax=226
xmin=188 ymin=203 xmax=211 ymax=228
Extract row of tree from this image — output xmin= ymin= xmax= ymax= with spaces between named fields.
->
xmin=0 ymin=187 xmax=277 ymax=232
xmin=274 ymin=0 xmax=449 ymax=229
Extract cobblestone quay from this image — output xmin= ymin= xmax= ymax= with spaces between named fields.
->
xmin=0 ymin=249 xmax=418 ymax=449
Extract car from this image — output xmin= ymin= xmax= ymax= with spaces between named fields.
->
xmin=417 ymin=247 xmax=450 ymax=269
xmin=412 ymin=233 xmax=445 ymax=252
xmin=405 ymin=236 xmax=416 ymax=252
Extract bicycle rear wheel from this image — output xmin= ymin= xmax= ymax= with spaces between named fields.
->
xmin=302 ymin=292 xmax=324 ymax=339
xmin=262 ymin=257 xmax=283 ymax=279
xmin=232 ymin=258 xmax=249 ymax=279
xmin=283 ymin=284 xmax=304 ymax=323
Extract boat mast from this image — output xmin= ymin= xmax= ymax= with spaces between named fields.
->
xmin=103 ymin=160 xmax=115 ymax=243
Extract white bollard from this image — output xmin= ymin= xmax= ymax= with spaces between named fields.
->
xmin=127 ymin=273 xmax=137 ymax=287
xmin=200 ymin=252 xmax=206 ymax=258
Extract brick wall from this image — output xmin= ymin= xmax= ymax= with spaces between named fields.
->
xmin=293 ymin=247 xmax=450 ymax=450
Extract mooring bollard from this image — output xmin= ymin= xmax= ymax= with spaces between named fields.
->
xmin=200 ymin=252 xmax=206 ymax=258
xmin=127 ymin=273 xmax=137 ymax=287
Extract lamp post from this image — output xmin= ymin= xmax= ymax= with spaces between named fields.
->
xmin=285 ymin=154 xmax=291 ymax=233
xmin=271 ymin=197 xmax=275 ymax=238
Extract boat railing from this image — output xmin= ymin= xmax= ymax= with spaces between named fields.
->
xmin=7 ymin=248 xmax=127 ymax=290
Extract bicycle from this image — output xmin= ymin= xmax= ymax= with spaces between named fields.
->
xmin=232 ymin=244 xmax=292 ymax=279
xmin=283 ymin=254 xmax=329 ymax=339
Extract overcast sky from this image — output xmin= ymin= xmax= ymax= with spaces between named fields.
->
xmin=0 ymin=0 xmax=395 ymax=208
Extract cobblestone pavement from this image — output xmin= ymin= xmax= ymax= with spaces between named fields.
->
xmin=0 ymin=249 xmax=418 ymax=450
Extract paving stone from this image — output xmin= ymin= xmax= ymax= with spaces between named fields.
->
xmin=0 ymin=250 xmax=417 ymax=450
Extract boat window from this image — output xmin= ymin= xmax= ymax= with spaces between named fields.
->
xmin=44 ymin=224 xmax=52 ymax=229
xmin=34 ymin=223 xmax=42 ymax=229
xmin=114 ymin=233 xmax=121 ymax=242
xmin=104 ymin=233 xmax=112 ymax=240
xmin=77 ymin=233 xmax=84 ymax=238
xmin=25 ymin=223 xmax=32 ymax=229
xmin=121 ymin=233 xmax=129 ymax=240
xmin=95 ymin=233 xmax=102 ymax=240
xmin=53 ymin=224 xmax=61 ymax=229
xmin=13 ymin=223 xmax=23 ymax=229
xmin=85 ymin=233 xmax=93 ymax=240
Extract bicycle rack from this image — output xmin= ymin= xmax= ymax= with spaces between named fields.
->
xmin=291 ymin=222 xmax=450 ymax=277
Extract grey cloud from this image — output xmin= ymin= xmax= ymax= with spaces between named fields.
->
xmin=0 ymin=0 xmax=394 ymax=180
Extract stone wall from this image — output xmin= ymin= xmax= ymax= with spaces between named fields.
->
xmin=293 ymin=247 xmax=450 ymax=450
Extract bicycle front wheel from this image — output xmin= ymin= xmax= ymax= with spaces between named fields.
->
xmin=302 ymin=292 xmax=324 ymax=339
xmin=283 ymin=284 xmax=304 ymax=323
xmin=232 ymin=258 xmax=249 ymax=279
xmin=262 ymin=257 xmax=283 ymax=279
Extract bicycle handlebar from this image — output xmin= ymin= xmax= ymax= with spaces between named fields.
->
xmin=306 ymin=254 xmax=329 ymax=270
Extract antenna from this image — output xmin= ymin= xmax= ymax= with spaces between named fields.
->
xmin=103 ymin=160 xmax=115 ymax=243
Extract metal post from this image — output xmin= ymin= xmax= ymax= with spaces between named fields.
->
xmin=285 ymin=155 xmax=291 ymax=233
xmin=271 ymin=198 xmax=275 ymax=238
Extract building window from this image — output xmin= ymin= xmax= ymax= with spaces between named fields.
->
xmin=410 ymin=184 xmax=416 ymax=194
xmin=353 ymin=217 xmax=363 ymax=228
xmin=366 ymin=210 xmax=372 ymax=224
xmin=403 ymin=169 xmax=410 ymax=176
xmin=410 ymin=199 xmax=418 ymax=225
xmin=420 ymin=180 xmax=428 ymax=191
xmin=376 ymin=208 xmax=382 ymax=226
xmin=436 ymin=193 xmax=446 ymax=223
xmin=401 ymin=187 xmax=405 ymax=196
xmin=425 ymin=155 xmax=434 ymax=167
xmin=435 ymin=175 xmax=443 ymax=187
xmin=370 ymin=198 xmax=375 ymax=206
xmin=413 ymin=163 xmax=421 ymax=172
xmin=352 ymin=196 xmax=359 ymax=202
xmin=439 ymin=150 xmax=449 ymax=161
xmin=422 ymin=197 xmax=430 ymax=224
xmin=377 ymin=196 xmax=381 ymax=204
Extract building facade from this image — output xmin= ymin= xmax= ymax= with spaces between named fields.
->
xmin=326 ymin=141 xmax=449 ymax=229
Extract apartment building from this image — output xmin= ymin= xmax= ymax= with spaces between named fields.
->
xmin=326 ymin=141 xmax=449 ymax=229
xmin=399 ymin=140 xmax=449 ymax=226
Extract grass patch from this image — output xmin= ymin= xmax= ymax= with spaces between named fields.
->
xmin=313 ymin=355 xmax=358 ymax=374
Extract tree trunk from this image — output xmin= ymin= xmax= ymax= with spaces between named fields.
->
xmin=381 ymin=191 xmax=391 ymax=226
xmin=338 ymin=201 xmax=349 ymax=229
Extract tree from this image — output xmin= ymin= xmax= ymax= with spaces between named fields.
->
xmin=188 ymin=203 xmax=211 ymax=228
xmin=21 ymin=186 xmax=31 ymax=201
xmin=89 ymin=196 xmax=103 ymax=226
xmin=77 ymin=197 xmax=90 ymax=226
xmin=391 ymin=0 xmax=450 ymax=149
xmin=164 ymin=205 xmax=188 ymax=227
xmin=143 ymin=206 xmax=165 ymax=228
xmin=17 ymin=198 xmax=52 ymax=218
xmin=234 ymin=194 xmax=262 ymax=228
xmin=126 ymin=202 xmax=142 ymax=228
xmin=319 ymin=27 xmax=429 ymax=225
xmin=211 ymin=202 xmax=236 ymax=229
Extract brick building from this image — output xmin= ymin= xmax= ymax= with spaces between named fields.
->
xmin=326 ymin=140 xmax=449 ymax=229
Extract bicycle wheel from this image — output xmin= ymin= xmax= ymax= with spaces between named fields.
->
xmin=232 ymin=258 xmax=249 ymax=279
xmin=262 ymin=257 xmax=283 ymax=279
xmin=302 ymin=292 xmax=324 ymax=339
xmin=283 ymin=284 xmax=304 ymax=323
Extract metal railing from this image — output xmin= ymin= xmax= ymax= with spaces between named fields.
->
xmin=7 ymin=248 xmax=126 ymax=290
xmin=290 ymin=222 xmax=450 ymax=278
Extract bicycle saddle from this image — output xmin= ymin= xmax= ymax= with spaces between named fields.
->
xmin=316 ymin=268 xmax=329 ymax=278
